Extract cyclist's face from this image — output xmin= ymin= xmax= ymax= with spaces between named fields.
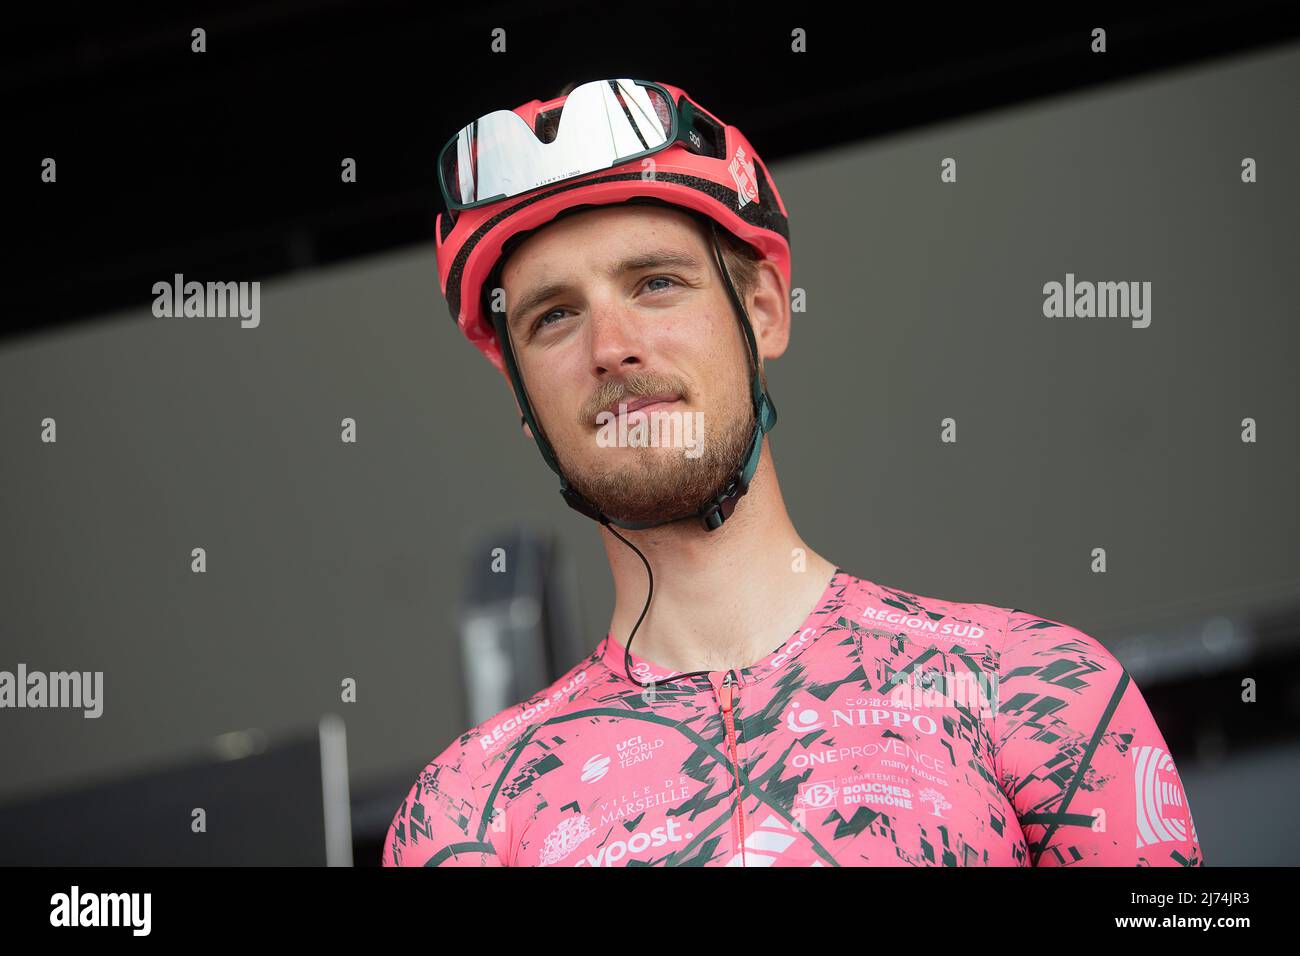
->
xmin=499 ymin=204 xmax=761 ymax=525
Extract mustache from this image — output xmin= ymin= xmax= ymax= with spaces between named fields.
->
xmin=585 ymin=374 xmax=688 ymax=420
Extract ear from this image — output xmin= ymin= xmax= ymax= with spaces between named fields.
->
xmin=749 ymin=258 xmax=791 ymax=362
xmin=514 ymin=397 xmax=534 ymax=440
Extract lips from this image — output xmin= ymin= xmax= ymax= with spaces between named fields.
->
xmin=599 ymin=394 xmax=680 ymax=419
xmin=624 ymin=394 xmax=679 ymax=413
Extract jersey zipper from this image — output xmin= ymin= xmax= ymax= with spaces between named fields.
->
xmin=716 ymin=669 xmax=747 ymax=866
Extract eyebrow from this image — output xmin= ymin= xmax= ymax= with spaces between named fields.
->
xmin=508 ymin=250 xmax=706 ymax=332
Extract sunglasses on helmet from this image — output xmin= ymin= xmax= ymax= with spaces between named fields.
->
xmin=436 ymin=78 xmax=726 ymax=215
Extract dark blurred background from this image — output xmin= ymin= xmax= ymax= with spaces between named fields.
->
xmin=2 ymin=1 xmax=1298 ymax=866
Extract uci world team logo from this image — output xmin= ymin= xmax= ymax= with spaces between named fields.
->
xmin=581 ymin=754 xmax=611 ymax=783
xmin=1133 ymin=746 xmax=1195 ymax=848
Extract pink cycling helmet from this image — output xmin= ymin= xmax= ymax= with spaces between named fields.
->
xmin=434 ymin=79 xmax=792 ymax=379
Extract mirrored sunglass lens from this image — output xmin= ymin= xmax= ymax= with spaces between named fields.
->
xmin=441 ymin=80 xmax=673 ymax=207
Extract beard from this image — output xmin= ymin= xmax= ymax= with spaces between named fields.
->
xmin=561 ymin=393 xmax=757 ymax=527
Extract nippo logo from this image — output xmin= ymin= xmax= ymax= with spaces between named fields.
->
xmin=785 ymin=700 xmax=823 ymax=733
xmin=581 ymin=754 xmax=611 ymax=783
xmin=1133 ymin=746 xmax=1195 ymax=848
xmin=729 ymin=145 xmax=758 ymax=209
xmin=783 ymin=698 xmax=940 ymax=736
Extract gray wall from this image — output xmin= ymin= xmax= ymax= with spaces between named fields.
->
xmin=2 ymin=43 xmax=1297 ymax=812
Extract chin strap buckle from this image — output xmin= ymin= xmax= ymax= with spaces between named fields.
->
xmin=699 ymin=481 xmax=743 ymax=531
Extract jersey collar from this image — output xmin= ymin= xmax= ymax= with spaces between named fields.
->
xmin=597 ymin=567 xmax=855 ymax=690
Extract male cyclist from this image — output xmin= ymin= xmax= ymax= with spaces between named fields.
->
xmin=383 ymin=79 xmax=1202 ymax=867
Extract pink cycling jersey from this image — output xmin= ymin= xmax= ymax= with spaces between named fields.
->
xmin=383 ymin=568 xmax=1202 ymax=866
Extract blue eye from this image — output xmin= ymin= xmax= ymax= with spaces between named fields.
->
xmin=643 ymin=275 xmax=678 ymax=293
xmin=530 ymin=277 xmax=681 ymax=333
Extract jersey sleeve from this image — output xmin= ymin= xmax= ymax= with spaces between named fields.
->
xmin=991 ymin=608 xmax=1203 ymax=866
xmin=381 ymin=738 xmax=505 ymax=867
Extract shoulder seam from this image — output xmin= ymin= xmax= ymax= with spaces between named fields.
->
xmin=462 ymin=648 xmax=607 ymax=791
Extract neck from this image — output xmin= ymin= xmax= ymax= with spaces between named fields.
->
xmin=599 ymin=439 xmax=838 ymax=675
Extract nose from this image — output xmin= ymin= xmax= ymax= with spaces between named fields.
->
xmin=587 ymin=297 xmax=645 ymax=378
